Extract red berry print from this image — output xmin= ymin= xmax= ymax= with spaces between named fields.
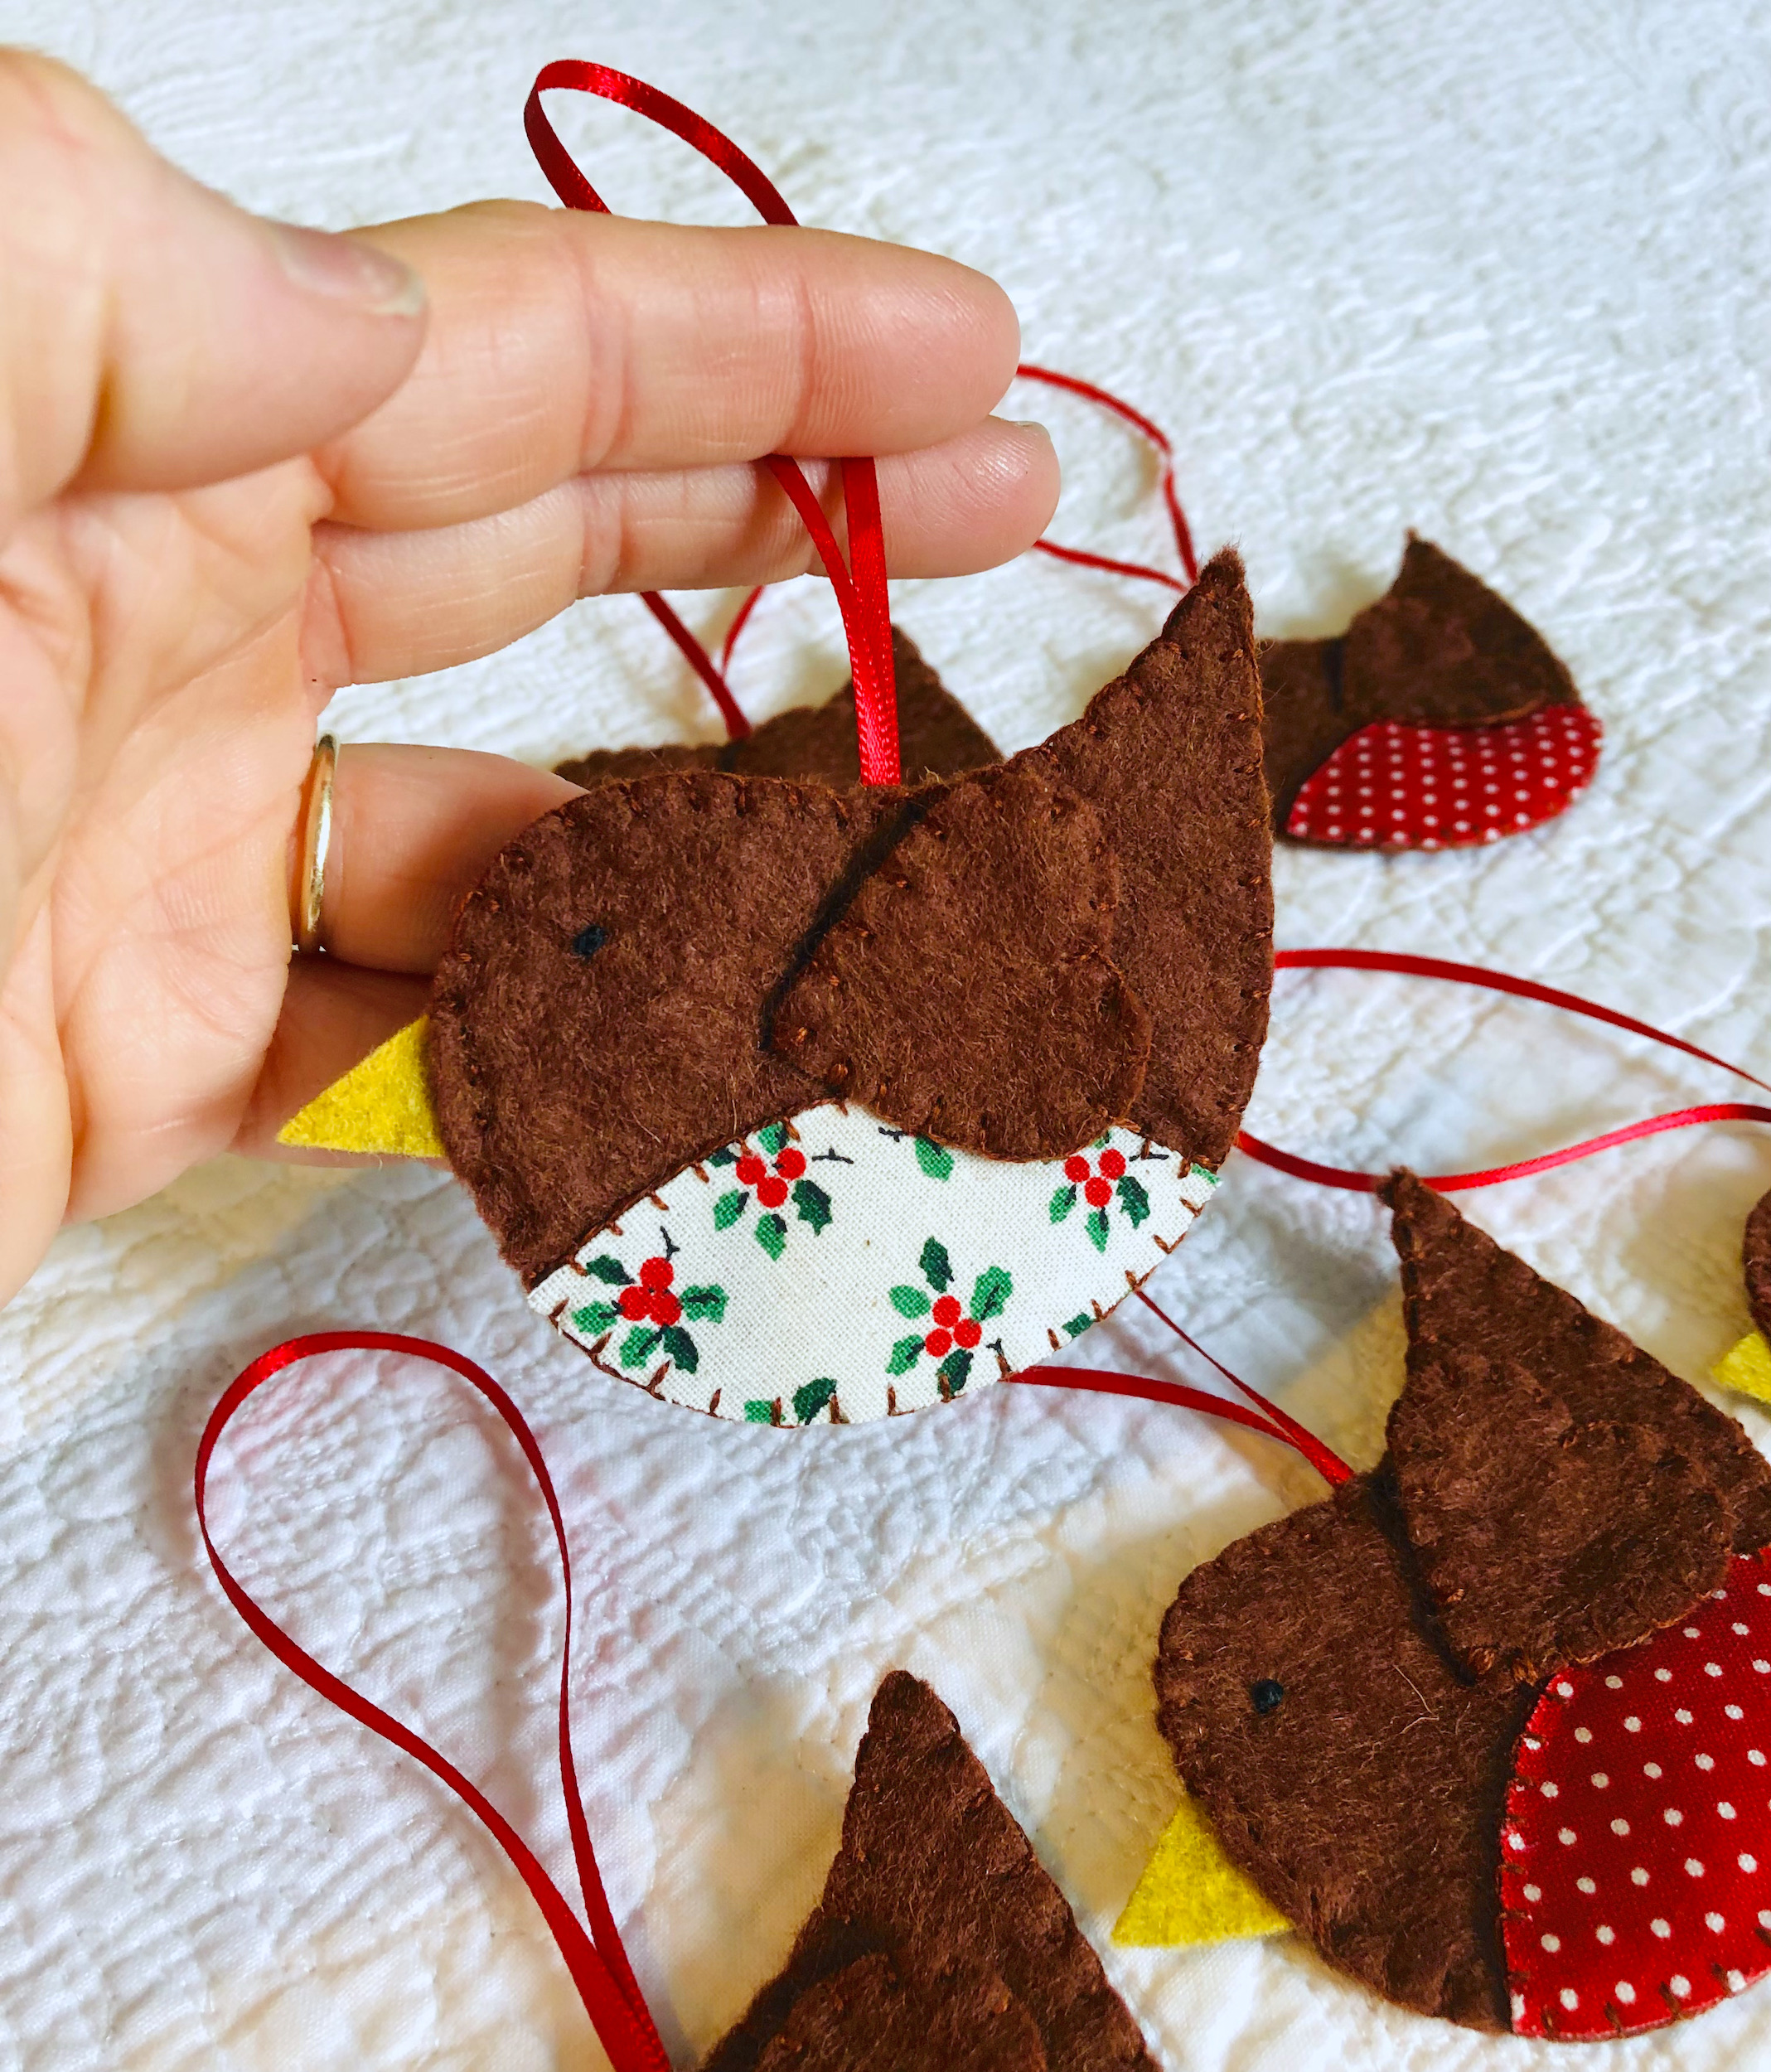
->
xmin=925 ymin=1328 xmax=953 ymax=1358
xmin=1501 ymin=1550 xmax=1771 ymax=2039
xmin=618 ymin=1284 xmax=651 ymax=1320
xmin=774 ymin=1146 xmax=806 ymax=1180
xmin=955 ymin=1319 xmax=982 ymax=1349
xmin=649 ymin=1290 xmax=682 ymax=1327
xmin=734 ymin=1154 xmax=766 ymax=1187
xmin=757 ymin=1175 xmax=790 ymax=1209
xmin=1064 ymin=1155 xmax=1091 ymax=1184
xmin=638 ymin=1256 xmax=674 ymax=1290
xmin=931 ymin=1295 xmax=961 ymax=1328
xmin=1285 ymin=704 xmax=1602 ymax=851
xmin=1084 ymin=1176 xmax=1112 ymax=1208
xmin=1099 ymin=1148 xmax=1127 ymax=1179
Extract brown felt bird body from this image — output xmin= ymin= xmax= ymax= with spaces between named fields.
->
xmin=701 ymin=1672 xmax=1157 ymax=2072
xmin=1148 ymin=1174 xmax=1771 ymax=2041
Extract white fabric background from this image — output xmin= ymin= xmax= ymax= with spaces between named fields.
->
xmin=1 ymin=1 xmax=1769 ymax=2065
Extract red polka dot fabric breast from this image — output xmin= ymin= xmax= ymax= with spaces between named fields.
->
xmin=1500 ymin=1549 xmax=1771 ymax=2040
xmin=1284 ymin=704 xmax=1602 ymax=850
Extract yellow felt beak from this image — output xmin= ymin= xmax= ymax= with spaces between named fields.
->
xmin=276 ymin=1016 xmax=444 ymax=1159
xmin=1716 ymin=1329 xmax=1771 ymax=1407
xmin=1113 ymin=1795 xmax=1290 ymax=1948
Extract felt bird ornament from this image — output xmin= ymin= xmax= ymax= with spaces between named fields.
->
xmin=703 ymin=1671 xmax=1156 ymax=2071
xmin=282 ymin=554 xmax=1273 ymax=1427
xmin=1120 ymin=1170 xmax=1771 ymax=2041
xmin=1715 ymin=1185 xmax=1771 ymax=1406
xmin=1260 ymin=535 xmax=1601 ymax=850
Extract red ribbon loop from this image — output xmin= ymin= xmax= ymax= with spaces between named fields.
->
xmin=1238 ymin=949 xmax=1771 ymax=1191
xmin=525 ymin=63 xmax=899 ymax=782
xmin=196 ymin=1331 xmax=670 ymax=2072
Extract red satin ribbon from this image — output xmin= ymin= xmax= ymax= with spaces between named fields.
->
xmin=525 ymin=62 xmax=900 ymax=784
xmin=196 ymin=1331 xmax=670 ymax=2072
xmin=1015 ymin=362 xmax=1198 ymax=591
xmin=1238 ymin=949 xmax=1771 ymax=1192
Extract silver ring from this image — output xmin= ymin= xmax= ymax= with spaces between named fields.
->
xmin=293 ymin=733 xmax=339 ymax=956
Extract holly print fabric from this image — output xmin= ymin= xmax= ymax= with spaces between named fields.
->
xmin=527 ymin=1104 xmax=1217 ymax=1424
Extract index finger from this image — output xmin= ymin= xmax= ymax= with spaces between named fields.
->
xmin=321 ymin=202 xmax=1023 ymax=532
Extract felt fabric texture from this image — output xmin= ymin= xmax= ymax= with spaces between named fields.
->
xmin=1259 ymin=536 xmax=1585 ymax=830
xmin=1382 ymin=1172 xmax=1771 ymax=1561
xmin=1009 ymin=551 xmax=1272 ymax=1171
xmin=428 ymin=772 xmax=906 ymax=1284
xmin=1716 ymin=1331 xmax=1771 ymax=1406
xmin=1153 ymin=1468 xmax=1527 ymax=2031
xmin=1746 ymin=1188 xmax=1771 ymax=1340
xmin=554 ymin=627 xmax=1001 ymax=792
xmin=703 ymin=1672 xmax=1157 ymax=2072
xmin=1386 ymin=1348 xmax=1733 ymax=1683
xmin=276 ymin=1014 xmax=443 ymax=1158
xmin=1111 ymin=1795 xmax=1290 ymax=1948
xmin=750 ymin=1950 xmax=1046 ymax=2071
xmin=770 ymin=765 xmax=1152 ymax=1159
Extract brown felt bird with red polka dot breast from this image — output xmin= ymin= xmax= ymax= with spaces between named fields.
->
xmin=1152 ymin=1172 xmax=1771 ymax=2041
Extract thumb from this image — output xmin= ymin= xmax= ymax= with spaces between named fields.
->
xmin=0 ymin=49 xmax=427 ymax=520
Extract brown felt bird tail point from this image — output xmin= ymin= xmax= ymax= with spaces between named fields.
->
xmin=1149 ymin=1176 xmax=1771 ymax=2038
xmin=701 ymin=1673 xmax=1158 ymax=2072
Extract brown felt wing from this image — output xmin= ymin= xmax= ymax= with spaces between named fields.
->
xmin=1383 ymin=1171 xmax=1771 ymax=1561
xmin=769 ymin=764 xmax=1151 ymax=1159
xmin=554 ymin=626 xmax=999 ymax=792
xmin=428 ymin=772 xmax=910 ymax=1285
xmin=750 ymin=1951 xmax=1045 ymax=2072
xmin=1386 ymin=1350 xmax=1731 ymax=1683
xmin=1747 ymin=1186 xmax=1771 ymax=1339
xmin=1009 ymin=549 xmax=1272 ymax=1168
xmin=1259 ymin=537 xmax=1583 ymax=830
xmin=1154 ymin=1473 xmax=1523 ymax=2031
xmin=704 ymin=1673 xmax=1156 ymax=2072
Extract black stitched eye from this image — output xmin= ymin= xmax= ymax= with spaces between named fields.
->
xmin=570 ymin=924 xmax=608 ymax=960
xmin=1251 ymin=1678 xmax=1285 ymax=1716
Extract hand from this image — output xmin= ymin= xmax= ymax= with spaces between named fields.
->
xmin=0 ymin=52 xmax=1058 ymax=1307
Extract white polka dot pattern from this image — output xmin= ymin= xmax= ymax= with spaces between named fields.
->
xmin=1501 ymin=1550 xmax=1771 ymax=2039
xmin=1284 ymin=704 xmax=1602 ymax=850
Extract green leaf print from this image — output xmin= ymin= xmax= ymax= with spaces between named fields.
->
xmin=1115 ymin=1174 xmax=1151 ymax=1228
xmin=757 ymin=1121 xmax=790 ymax=1155
xmin=714 ymin=1188 xmax=748 ymax=1230
xmin=659 ymin=1325 xmax=698 ymax=1372
xmin=755 ymin=1212 xmax=787 ymax=1261
xmin=618 ymin=1326 xmax=661 ymax=1369
xmin=937 ymin=1348 xmax=974 ymax=1395
xmin=1048 ymin=1184 xmax=1077 ymax=1223
xmin=887 ymin=1334 xmax=924 ymax=1376
xmin=570 ymin=1300 xmax=620 ymax=1334
xmin=890 ymin=1284 xmax=931 ymax=1319
xmin=707 ymin=1145 xmax=739 ymax=1168
xmin=744 ymin=1399 xmax=777 ymax=1424
xmin=969 ymin=1266 xmax=1012 ymax=1323
xmin=919 ymin=1238 xmax=954 ymax=1290
xmin=913 ymin=1136 xmax=955 ymax=1181
xmin=793 ymin=1377 xmax=837 ymax=1424
xmin=1085 ymin=1207 xmax=1110 ymax=1253
xmin=682 ymin=1285 xmax=727 ymax=1323
xmin=583 ymin=1255 xmax=632 ymax=1287
xmin=1063 ymin=1312 xmax=1092 ymax=1339
xmin=791 ymin=1179 xmax=833 ymax=1232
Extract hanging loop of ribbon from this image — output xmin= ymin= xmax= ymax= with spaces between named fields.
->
xmin=196 ymin=1331 xmax=670 ymax=2072
xmin=1238 ymin=949 xmax=1771 ymax=1192
xmin=525 ymin=61 xmax=900 ymax=784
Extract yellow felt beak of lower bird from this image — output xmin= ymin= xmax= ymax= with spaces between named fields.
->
xmin=1716 ymin=1329 xmax=1771 ymax=1407
xmin=1113 ymin=1795 xmax=1290 ymax=1948
xmin=276 ymin=1016 xmax=443 ymax=1159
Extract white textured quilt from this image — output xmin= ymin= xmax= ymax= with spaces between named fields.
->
xmin=2 ymin=1 xmax=1770 ymax=2065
